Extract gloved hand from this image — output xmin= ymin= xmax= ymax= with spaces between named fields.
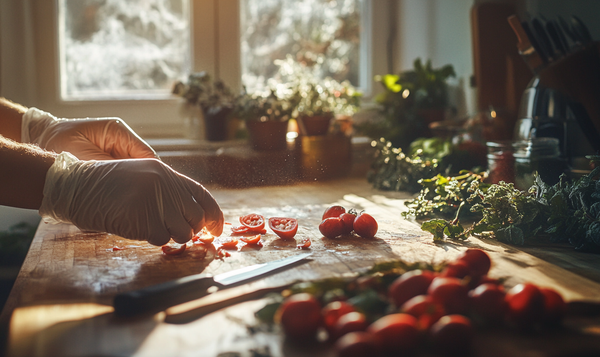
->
xmin=21 ymin=107 xmax=157 ymax=160
xmin=40 ymin=152 xmax=224 ymax=246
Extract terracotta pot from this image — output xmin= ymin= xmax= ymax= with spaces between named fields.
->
xmin=204 ymin=107 xmax=232 ymax=141
xmin=246 ymin=120 xmax=289 ymax=151
xmin=298 ymin=114 xmax=334 ymax=136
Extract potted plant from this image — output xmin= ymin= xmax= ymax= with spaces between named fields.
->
xmin=172 ymin=71 xmax=236 ymax=141
xmin=274 ymin=56 xmax=361 ymax=136
xmin=234 ymin=86 xmax=296 ymax=150
xmin=357 ymin=58 xmax=455 ymax=150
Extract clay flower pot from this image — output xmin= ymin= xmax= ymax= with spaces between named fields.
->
xmin=298 ymin=114 xmax=333 ymax=136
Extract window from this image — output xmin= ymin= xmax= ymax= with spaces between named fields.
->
xmin=58 ymin=0 xmax=191 ymax=100
xmin=25 ymin=0 xmax=386 ymax=137
xmin=240 ymin=0 xmax=368 ymax=93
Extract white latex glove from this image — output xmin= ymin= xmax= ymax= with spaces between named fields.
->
xmin=21 ymin=107 xmax=157 ymax=160
xmin=40 ymin=152 xmax=224 ymax=246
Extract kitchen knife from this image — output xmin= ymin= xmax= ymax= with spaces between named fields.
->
xmin=507 ymin=15 xmax=546 ymax=72
xmin=113 ymin=252 xmax=312 ymax=317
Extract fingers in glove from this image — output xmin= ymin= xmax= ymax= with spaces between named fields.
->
xmin=183 ymin=178 xmax=224 ymax=237
xmin=103 ymin=119 xmax=158 ymax=159
xmin=164 ymin=209 xmax=195 ymax=244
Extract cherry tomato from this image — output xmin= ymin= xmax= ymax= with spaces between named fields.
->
xmin=427 ymin=277 xmax=470 ymax=314
xmin=388 ymin=269 xmax=436 ymax=308
xmin=441 ymin=259 xmax=470 ymax=279
xmin=239 ymin=213 xmax=266 ymax=231
xmin=323 ymin=205 xmax=346 ymax=220
xmin=469 ymin=283 xmax=507 ymax=324
xmin=297 ymin=237 xmax=311 ymax=249
xmin=331 ymin=312 xmax=369 ymax=341
xmin=353 ymin=213 xmax=378 ymax=239
xmin=217 ymin=237 xmax=239 ymax=249
xmin=322 ymin=301 xmax=356 ymax=334
xmin=275 ymin=293 xmax=322 ymax=341
xmin=505 ymin=283 xmax=545 ymax=330
xmin=429 ymin=314 xmax=473 ymax=355
xmin=367 ymin=313 xmax=419 ymax=355
xmin=161 ymin=243 xmax=186 ymax=255
xmin=231 ymin=225 xmax=266 ymax=235
xmin=319 ymin=217 xmax=345 ymax=238
xmin=334 ymin=331 xmax=378 ymax=357
xmin=400 ymin=294 xmax=445 ymax=330
xmin=457 ymin=248 xmax=491 ymax=278
xmin=268 ymin=217 xmax=298 ymax=239
xmin=339 ymin=212 xmax=356 ymax=234
xmin=240 ymin=234 xmax=262 ymax=245
xmin=540 ymin=287 xmax=566 ymax=326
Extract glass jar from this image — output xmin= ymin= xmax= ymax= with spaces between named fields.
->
xmin=513 ymin=138 xmax=565 ymax=190
xmin=487 ymin=141 xmax=515 ymax=184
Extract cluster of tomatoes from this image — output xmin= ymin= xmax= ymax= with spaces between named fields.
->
xmin=274 ymin=248 xmax=566 ymax=357
xmin=319 ymin=205 xmax=378 ymax=239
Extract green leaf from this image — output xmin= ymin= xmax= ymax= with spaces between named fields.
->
xmin=382 ymin=74 xmax=402 ymax=92
xmin=496 ymin=226 xmax=525 ymax=245
xmin=421 ymin=219 xmax=448 ymax=241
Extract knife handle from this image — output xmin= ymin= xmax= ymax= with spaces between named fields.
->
xmin=113 ymin=274 xmax=221 ymax=317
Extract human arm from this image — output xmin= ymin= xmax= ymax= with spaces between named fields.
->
xmin=0 ymin=97 xmax=27 ymax=142
xmin=0 ymin=136 xmax=224 ymax=244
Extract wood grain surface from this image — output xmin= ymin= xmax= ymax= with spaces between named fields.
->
xmin=2 ymin=178 xmax=600 ymax=357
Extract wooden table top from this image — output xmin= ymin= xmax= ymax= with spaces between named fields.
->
xmin=2 ymin=178 xmax=600 ymax=357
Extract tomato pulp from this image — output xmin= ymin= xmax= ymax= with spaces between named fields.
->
xmin=239 ymin=213 xmax=266 ymax=231
xmin=268 ymin=217 xmax=299 ymax=239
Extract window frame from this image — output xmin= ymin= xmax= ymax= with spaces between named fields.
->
xmin=32 ymin=0 xmax=386 ymax=138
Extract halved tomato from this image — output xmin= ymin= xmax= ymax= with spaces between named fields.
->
xmin=240 ymin=213 xmax=266 ymax=231
xmin=297 ymin=237 xmax=311 ymax=249
xmin=269 ymin=217 xmax=299 ymax=239
xmin=161 ymin=243 xmax=186 ymax=255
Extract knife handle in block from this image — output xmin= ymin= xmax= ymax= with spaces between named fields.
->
xmin=113 ymin=274 xmax=221 ymax=317
xmin=508 ymin=15 xmax=545 ymax=72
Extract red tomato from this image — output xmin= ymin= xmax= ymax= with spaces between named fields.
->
xmin=268 ymin=217 xmax=298 ymax=239
xmin=334 ymin=331 xmax=378 ymax=357
xmin=297 ymin=237 xmax=311 ymax=250
xmin=239 ymin=213 xmax=265 ymax=231
xmin=540 ymin=288 xmax=566 ymax=326
xmin=275 ymin=293 xmax=322 ymax=341
xmin=322 ymin=205 xmax=346 ymax=220
xmin=457 ymin=248 xmax=491 ymax=278
xmin=161 ymin=243 xmax=186 ymax=255
xmin=400 ymin=295 xmax=445 ymax=330
xmin=217 ymin=237 xmax=239 ymax=249
xmin=427 ymin=277 xmax=470 ymax=314
xmin=339 ymin=212 xmax=356 ymax=234
xmin=388 ymin=269 xmax=436 ymax=308
xmin=429 ymin=314 xmax=473 ymax=355
xmin=239 ymin=234 xmax=261 ymax=245
xmin=331 ymin=312 xmax=369 ymax=341
xmin=469 ymin=283 xmax=507 ymax=324
xmin=319 ymin=217 xmax=345 ymax=238
xmin=505 ymin=283 xmax=545 ymax=330
xmin=322 ymin=301 xmax=356 ymax=333
xmin=353 ymin=213 xmax=378 ymax=239
xmin=367 ymin=313 xmax=419 ymax=355
xmin=441 ymin=259 xmax=470 ymax=279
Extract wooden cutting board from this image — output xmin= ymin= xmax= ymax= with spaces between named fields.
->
xmin=2 ymin=178 xmax=600 ymax=357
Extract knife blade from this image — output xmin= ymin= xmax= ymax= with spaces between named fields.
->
xmin=113 ymin=252 xmax=312 ymax=317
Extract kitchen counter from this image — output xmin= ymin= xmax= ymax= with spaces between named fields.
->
xmin=1 ymin=178 xmax=600 ymax=357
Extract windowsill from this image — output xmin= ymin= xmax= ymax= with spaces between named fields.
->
xmin=148 ymin=136 xmax=375 ymax=188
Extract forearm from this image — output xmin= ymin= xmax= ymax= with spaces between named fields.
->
xmin=0 ymin=97 xmax=28 ymax=142
xmin=0 ymin=135 xmax=56 ymax=209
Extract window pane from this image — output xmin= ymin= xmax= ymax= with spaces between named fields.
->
xmin=240 ymin=0 xmax=363 ymax=93
xmin=58 ymin=0 xmax=191 ymax=100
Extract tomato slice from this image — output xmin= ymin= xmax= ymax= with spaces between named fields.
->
xmin=240 ymin=213 xmax=266 ymax=231
xmin=268 ymin=217 xmax=299 ymax=239
xmin=161 ymin=243 xmax=187 ymax=255
xmin=297 ymin=237 xmax=311 ymax=249
xmin=217 ymin=237 xmax=239 ymax=249
xmin=240 ymin=234 xmax=262 ymax=245
xmin=192 ymin=227 xmax=215 ymax=244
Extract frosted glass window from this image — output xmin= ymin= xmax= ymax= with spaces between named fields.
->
xmin=58 ymin=0 xmax=191 ymax=100
xmin=240 ymin=0 xmax=364 ymax=93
